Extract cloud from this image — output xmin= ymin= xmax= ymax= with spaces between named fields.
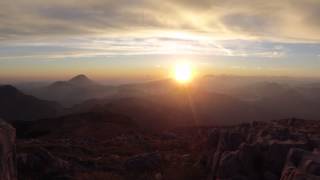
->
xmin=0 ymin=0 xmax=319 ymax=60
xmin=0 ymin=0 xmax=319 ymax=42
xmin=0 ymin=36 xmax=289 ymax=60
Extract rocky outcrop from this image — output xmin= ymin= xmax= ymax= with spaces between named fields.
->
xmin=280 ymin=148 xmax=320 ymax=180
xmin=0 ymin=118 xmax=17 ymax=180
xmin=124 ymin=152 xmax=162 ymax=180
xmin=205 ymin=118 xmax=320 ymax=180
xmin=17 ymin=147 xmax=70 ymax=180
xmin=125 ymin=152 xmax=161 ymax=173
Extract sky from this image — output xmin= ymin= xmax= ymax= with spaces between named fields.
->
xmin=0 ymin=0 xmax=320 ymax=82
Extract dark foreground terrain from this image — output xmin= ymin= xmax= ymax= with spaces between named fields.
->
xmin=8 ymin=117 xmax=320 ymax=180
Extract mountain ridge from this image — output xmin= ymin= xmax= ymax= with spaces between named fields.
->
xmin=26 ymin=74 xmax=117 ymax=107
xmin=0 ymin=85 xmax=62 ymax=121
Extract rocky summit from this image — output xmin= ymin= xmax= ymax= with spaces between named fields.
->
xmin=280 ymin=148 xmax=320 ymax=180
xmin=7 ymin=118 xmax=319 ymax=180
xmin=202 ymin=118 xmax=320 ymax=180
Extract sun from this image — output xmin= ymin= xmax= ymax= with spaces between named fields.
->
xmin=174 ymin=63 xmax=193 ymax=84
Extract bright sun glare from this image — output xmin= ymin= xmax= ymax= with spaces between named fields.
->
xmin=174 ymin=63 xmax=193 ymax=84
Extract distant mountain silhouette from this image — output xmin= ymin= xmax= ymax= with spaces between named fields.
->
xmin=68 ymin=74 xmax=95 ymax=85
xmin=17 ymin=76 xmax=320 ymax=123
xmin=48 ymin=74 xmax=98 ymax=89
xmin=50 ymin=74 xmax=96 ymax=88
xmin=0 ymin=85 xmax=62 ymax=121
xmin=26 ymin=75 xmax=116 ymax=107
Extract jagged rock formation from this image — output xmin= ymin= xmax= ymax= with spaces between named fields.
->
xmin=280 ymin=148 xmax=320 ymax=180
xmin=204 ymin=118 xmax=320 ymax=180
xmin=0 ymin=118 xmax=17 ymax=180
xmin=17 ymin=147 xmax=70 ymax=180
xmin=13 ymin=117 xmax=320 ymax=180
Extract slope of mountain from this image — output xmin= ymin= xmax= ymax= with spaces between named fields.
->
xmin=68 ymin=87 xmax=264 ymax=128
xmin=196 ymin=75 xmax=264 ymax=94
xmin=28 ymin=75 xmax=117 ymax=107
xmin=19 ymin=111 xmax=140 ymax=140
xmin=66 ymin=78 xmax=320 ymax=126
xmin=145 ymin=89 xmax=264 ymax=125
xmin=296 ymin=82 xmax=320 ymax=102
xmin=255 ymin=89 xmax=320 ymax=120
xmin=230 ymin=81 xmax=292 ymax=101
xmin=118 ymin=79 xmax=177 ymax=95
xmin=0 ymin=85 xmax=62 ymax=121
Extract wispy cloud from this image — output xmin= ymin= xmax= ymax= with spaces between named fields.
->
xmin=0 ymin=0 xmax=319 ymax=61
xmin=0 ymin=36 xmax=290 ymax=60
xmin=1 ymin=0 xmax=320 ymax=42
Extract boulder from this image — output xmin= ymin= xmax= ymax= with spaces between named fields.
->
xmin=17 ymin=147 xmax=70 ymax=180
xmin=0 ymin=118 xmax=17 ymax=180
xmin=124 ymin=152 xmax=161 ymax=173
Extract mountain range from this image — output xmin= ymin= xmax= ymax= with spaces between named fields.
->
xmin=2 ymin=74 xmax=320 ymax=126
